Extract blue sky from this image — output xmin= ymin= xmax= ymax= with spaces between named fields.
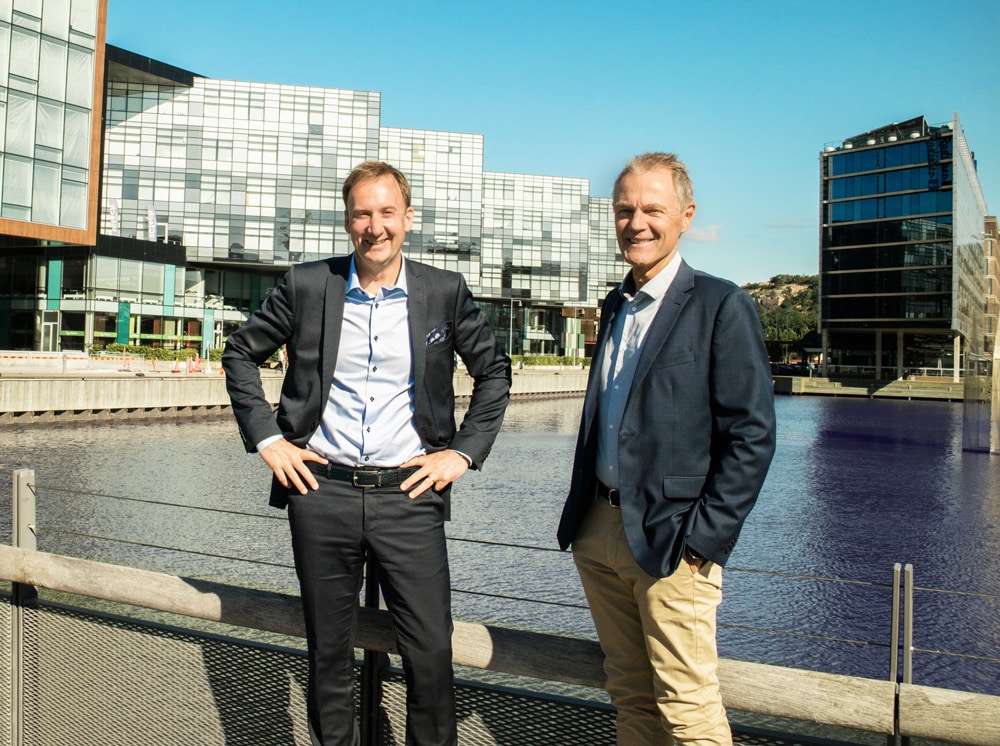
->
xmin=106 ymin=0 xmax=1000 ymax=286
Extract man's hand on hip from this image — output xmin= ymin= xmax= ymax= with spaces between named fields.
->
xmin=400 ymin=450 xmax=469 ymax=498
xmin=259 ymin=438 xmax=327 ymax=495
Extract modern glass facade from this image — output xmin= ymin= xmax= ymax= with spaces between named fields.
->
xmin=0 ymin=0 xmax=104 ymax=240
xmin=380 ymin=127 xmax=485 ymax=288
xmin=1 ymin=3 xmax=627 ymax=354
xmin=819 ymin=114 xmax=988 ymax=379
xmin=103 ymin=73 xmax=380 ymax=264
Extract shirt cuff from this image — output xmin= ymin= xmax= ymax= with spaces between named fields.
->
xmin=256 ymin=434 xmax=284 ymax=452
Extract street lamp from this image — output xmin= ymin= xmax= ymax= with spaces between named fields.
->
xmin=508 ymin=298 xmax=521 ymax=355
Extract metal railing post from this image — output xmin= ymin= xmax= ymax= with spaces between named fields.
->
xmin=360 ymin=555 xmax=388 ymax=746
xmin=901 ymin=564 xmax=914 ymax=746
xmin=12 ymin=469 xmax=38 ymax=746
xmin=889 ymin=562 xmax=901 ymax=683
xmin=888 ymin=563 xmax=901 ymax=746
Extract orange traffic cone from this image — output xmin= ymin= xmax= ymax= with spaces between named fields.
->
xmin=172 ymin=357 xmax=180 ymax=373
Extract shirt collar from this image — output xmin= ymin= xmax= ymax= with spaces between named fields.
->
xmin=620 ymin=252 xmax=681 ymax=302
xmin=347 ymin=255 xmax=409 ymax=298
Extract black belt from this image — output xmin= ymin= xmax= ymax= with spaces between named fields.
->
xmin=597 ymin=482 xmax=621 ymax=508
xmin=308 ymin=462 xmax=420 ymax=488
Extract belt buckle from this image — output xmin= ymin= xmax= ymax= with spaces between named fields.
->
xmin=352 ymin=469 xmax=382 ymax=488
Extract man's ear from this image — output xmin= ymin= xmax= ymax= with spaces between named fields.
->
xmin=681 ymin=202 xmax=696 ymax=230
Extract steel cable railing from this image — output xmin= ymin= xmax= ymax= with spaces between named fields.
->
xmin=22 ymin=478 xmax=1000 ymax=693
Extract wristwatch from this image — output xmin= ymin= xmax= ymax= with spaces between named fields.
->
xmin=686 ymin=547 xmax=705 ymax=562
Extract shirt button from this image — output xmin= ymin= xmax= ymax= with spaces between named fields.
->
xmin=372 ymin=366 xmax=377 ymax=372
xmin=370 ymin=396 xmax=375 ymax=402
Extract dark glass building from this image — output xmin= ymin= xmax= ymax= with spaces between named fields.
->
xmin=819 ymin=115 xmax=989 ymax=380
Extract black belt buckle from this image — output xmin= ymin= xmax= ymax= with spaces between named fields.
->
xmin=352 ymin=469 xmax=383 ymax=488
xmin=597 ymin=482 xmax=621 ymax=508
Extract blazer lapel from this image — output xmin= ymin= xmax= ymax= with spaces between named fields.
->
xmin=405 ymin=260 xmax=428 ymax=387
xmin=630 ymin=260 xmax=695 ymax=391
xmin=321 ymin=257 xmax=350 ymax=394
xmin=582 ymin=289 xmax=624 ymax=434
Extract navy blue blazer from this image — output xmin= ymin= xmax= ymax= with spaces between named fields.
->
xmin=557 ymin=260 xmax=776 ymax=576
xmin=222 ymin=254 xmax=512 ymax=508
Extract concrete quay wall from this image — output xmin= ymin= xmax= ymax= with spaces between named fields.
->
xmin=773 ymin=375 xmax=965 ymax=401
xmin=0 ymin=369 xmax=589 ymax=424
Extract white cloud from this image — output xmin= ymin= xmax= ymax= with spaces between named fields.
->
xmin=684 ymin=224 xmax=721 ymax=243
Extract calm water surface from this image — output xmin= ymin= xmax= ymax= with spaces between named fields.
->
xmin=1 ymin=395 xmax=998 ymax=694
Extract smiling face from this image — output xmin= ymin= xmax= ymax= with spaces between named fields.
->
xmin=344 ymin=175 xmax=414 ymax=282
xmin=613 ymin=167 xmax=696 ymax=285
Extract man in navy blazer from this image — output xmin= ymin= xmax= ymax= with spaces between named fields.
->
xmin=223 ymin=161 xmax=511 ymax=746
xmin=557 ymin=153 xmax=775 ymax=745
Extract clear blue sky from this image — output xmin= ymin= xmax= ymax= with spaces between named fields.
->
xmin=106 ymin=0 xmax=1000 ymax=286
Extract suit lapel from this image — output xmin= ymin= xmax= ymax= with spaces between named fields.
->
xmin=321 ymin=257 xmax=351 ymax=393
xmin=582 ymin=289 xmax=624 ymax=434
xmin=405 ymin=260 xmax=428 ymax=387
xmin=630 ymin=260 xmax=695 ymax=392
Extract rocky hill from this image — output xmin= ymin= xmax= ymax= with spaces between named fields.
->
xmin=742 ymin=274 xmax=818 ymax=344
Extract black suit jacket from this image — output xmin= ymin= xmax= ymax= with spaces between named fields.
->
xmin=557 ymin=261 xmax=775 ymax=576
xmin=222 ymin=255 xmax=511 ymax=508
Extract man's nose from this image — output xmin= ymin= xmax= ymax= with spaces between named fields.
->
xmin=367 ymin=214 xmax=383 ymax=234
xmin=629 ymin=209 xmax=648 ymax=229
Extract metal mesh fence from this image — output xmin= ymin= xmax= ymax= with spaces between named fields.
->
xmin=0 ymin=596 xmax=11 ymax=740
xmin=19 ymin=603 xmax=312 ymax=745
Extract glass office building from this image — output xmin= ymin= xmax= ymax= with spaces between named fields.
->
xmin=0 ymin=0 xmax=106 ymax=349
xmin=0 ymin=4 xmax=628 ymax=354
xmin=819 ymin=114 xmax=989 ymax=380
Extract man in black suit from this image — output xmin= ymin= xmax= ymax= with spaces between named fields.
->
xmin=558 ymin=153 xmax=775 ymax=745
xmin=223 ymin=161 xmax=511 ymax=746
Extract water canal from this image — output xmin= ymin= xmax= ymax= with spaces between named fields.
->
xmin=1 ymin=395 xmax=998 ymax=696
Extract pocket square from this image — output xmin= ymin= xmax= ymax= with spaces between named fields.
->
xmin=426 ymin=321 xmax=453 ymax=346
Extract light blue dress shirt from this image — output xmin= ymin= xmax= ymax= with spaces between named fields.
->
xmin=595 ymin=253 xmax=682 ymax=489
xmin=302 ymin=257 xmax=424 ymax=467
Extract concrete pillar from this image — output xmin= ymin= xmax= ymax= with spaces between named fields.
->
xmin=897 ymin=332 xmax=905 ymax=379
xmin=954 ymin=336 xmax=962 ymax=383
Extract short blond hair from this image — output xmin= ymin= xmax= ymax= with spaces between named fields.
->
xmin=613 ymin=152 xmax=694 ymax=208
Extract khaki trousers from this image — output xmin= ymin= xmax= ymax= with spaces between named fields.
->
xmin=572 ymin=499 xmax=731 ymax=746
